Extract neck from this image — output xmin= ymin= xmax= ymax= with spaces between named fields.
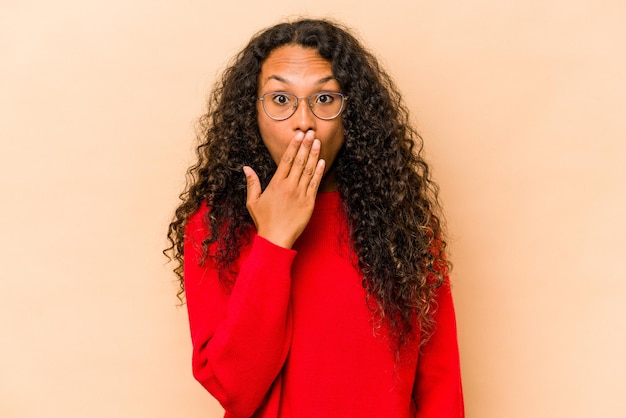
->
xmin=318 ymin=168 xmax=338 ymax=192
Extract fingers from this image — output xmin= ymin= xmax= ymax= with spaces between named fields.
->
xmin=243 ymin=165 xmax=261 ymax=205
xmin=307 ymin=158 xmax=326 ymax=195
xmin=274 ymin=131 xmax=305 ymax=179
xmin=243 ymin=131 xmax=325 ymax=248
xmin=300 ymin=138 xmax=320 ymax=182
xmin=275 ymin=130 xmax=319 ymax=180
xmin=289 ymin=130 xmax=316 ymax=181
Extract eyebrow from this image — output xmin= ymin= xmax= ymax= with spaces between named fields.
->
xmin=264 ymin=75 xmax=336 ymax=85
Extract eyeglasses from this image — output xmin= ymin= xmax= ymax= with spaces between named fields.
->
xmin=258 ymin=91 xmax=347 ymax=121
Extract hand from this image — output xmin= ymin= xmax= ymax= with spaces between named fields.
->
xmin=243 ymin=130 xmax=325 ymax=248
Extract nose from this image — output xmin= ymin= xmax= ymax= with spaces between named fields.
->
xmin=292 ymin=97 xmax=316 ymax=132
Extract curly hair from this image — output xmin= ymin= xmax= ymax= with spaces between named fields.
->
xmin=165 ymin=18 xmax=449 ymax=348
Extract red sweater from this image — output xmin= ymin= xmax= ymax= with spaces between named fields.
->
xmin=184 ymin=191 xmax=464 ymax=418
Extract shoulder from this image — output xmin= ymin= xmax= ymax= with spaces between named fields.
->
xmin=187 ymin=202 xmax=210 ymax=229
xmin=184 ymin=202 xmax=211 ymax=250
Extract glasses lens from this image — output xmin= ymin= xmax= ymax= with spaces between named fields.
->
xmin=261 ymin=92 xmax=346 ymax=120
xmin=262 ymin=93 xmax=297 ymax=120
xmin=310 ymin=92 xmax=345 ymax=120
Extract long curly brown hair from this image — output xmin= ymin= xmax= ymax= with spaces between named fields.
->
xmin=165 ymin=18 xmax=449 ymax=348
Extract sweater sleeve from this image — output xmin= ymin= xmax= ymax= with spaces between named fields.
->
xmin=183 ymin=206 xmax=295 ymax=418
xmin=414 ymin=279 xmax=465 ymax=417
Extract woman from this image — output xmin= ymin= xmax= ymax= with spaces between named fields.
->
xmin=166 ymin=18 xmax=464 ymax=418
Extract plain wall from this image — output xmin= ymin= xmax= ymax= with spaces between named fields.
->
xmin=1 ymin=1 xmax=625 ymax=417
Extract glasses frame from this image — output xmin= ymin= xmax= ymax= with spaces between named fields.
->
xmin=258 ymin=91 xmax=348 ymax=121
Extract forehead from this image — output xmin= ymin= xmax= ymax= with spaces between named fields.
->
xmin=259 ymin=45 xmax=334 ymax=87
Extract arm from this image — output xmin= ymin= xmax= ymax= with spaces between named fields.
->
xmin=184 ymin=131 xmax=324 ymax=416
xmin=414 ymin=279 xmax=465 ymax=417
xmin=184 ymin=208 xmax=294 ymax=417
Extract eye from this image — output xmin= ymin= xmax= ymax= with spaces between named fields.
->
xmin=271 ymin=93 xmax=293 ymax=106
xmin=315 ymin=93 xmax=335 ymax=105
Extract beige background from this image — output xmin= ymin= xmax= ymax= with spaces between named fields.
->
xmin=1 ymin=0 xmax=625 ymax=417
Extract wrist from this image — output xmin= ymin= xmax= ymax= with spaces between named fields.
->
xmin=256 ymin=229 xmax=296 ymax=249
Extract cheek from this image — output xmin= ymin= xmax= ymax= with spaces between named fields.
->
xmin=257 ymin=117 xmax=288 ymax=165
xmin=320 ymin=123 xmax=345 ymax=156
